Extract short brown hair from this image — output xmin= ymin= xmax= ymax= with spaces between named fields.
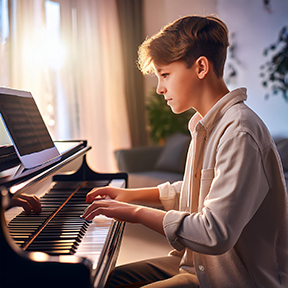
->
xmin=138 ymin=15 xmax=229 ymax=78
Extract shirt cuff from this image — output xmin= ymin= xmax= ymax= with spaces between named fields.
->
xmin=163 ymin=209 xmax=189 ymax=251
xmin=157 ymin=181 xmax=182 ymax=211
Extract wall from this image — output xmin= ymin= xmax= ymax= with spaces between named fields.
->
xmin=218 ymin=0 xmax=288 ymax=138
xmin=142 ymin=0 xmax=218 ymax=97
xmin=142 ymin=0 xmax=288 ymax=138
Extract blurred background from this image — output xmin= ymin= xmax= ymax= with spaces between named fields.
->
xmin=0 ymin=0 xmax=288 ymax=173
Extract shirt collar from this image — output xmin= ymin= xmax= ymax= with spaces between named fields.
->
xmin=188 ymin=87 xmax=247 ymax=133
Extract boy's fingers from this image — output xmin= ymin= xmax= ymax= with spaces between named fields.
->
xmin=86 ymin=187 xmax=116 ymax=203
xmin=20 ymin=194 xmax=42 ymax=213
xmin=82 ymin=208 xmax=101 ymax=221
xmin=81 ymin=199 xmax=110 ymax=218
xmin=10 ymin=194 xmax=42 ymax=213
xmin=86 ymin=187 xmax=107 ymax=202
xmin=11 ymin=198 xmax=32 ymax=213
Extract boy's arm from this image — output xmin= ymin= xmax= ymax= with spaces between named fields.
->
xmin=86 ymin=186 xmax=162 ymax=205
xmin=163 ymin=132 xmax=271 ymax=254
xmin=82 ymin=199 xmax=166 ymax=235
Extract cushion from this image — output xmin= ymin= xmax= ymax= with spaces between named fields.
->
xmin=128 ymin=171 xmax=184 ymax=188
xmin=275 ymin=138 xmax=288 ymax=171
xmin=154 ymin=133 xmax=190 ymax=173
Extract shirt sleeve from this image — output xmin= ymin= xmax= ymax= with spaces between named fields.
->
xmin=157 ymin=181 xmax=182 ymax=211
xmin=163 ymin=132 xmax=270 ymax=254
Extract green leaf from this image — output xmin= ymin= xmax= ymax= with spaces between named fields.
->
xmin=146 ymin=89 xmax=195 ymax=144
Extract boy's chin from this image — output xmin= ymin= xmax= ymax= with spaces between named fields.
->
xmin=170 ymin=106 xmax=189 ymax=114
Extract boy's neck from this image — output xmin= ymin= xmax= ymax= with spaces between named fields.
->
xmin=196 ymin=75 xmax=229 ymax=117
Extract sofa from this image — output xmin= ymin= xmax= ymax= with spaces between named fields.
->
xmin=114 ymin=134 xmax=288 ymax=190
xmin=274 ymin=137 xmax=288 ymax=188
xmin=114 ymin=133 xmax=191 ymax=188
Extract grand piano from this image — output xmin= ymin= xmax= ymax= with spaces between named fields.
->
xmin=0 ymin=140 xmax=128 ymax=288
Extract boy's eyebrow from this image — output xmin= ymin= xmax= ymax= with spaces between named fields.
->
xmin=153 ymin=64 xmax=163 ymax=73
xmin=153 ymin=63 xmax=167 ymax=74
xmin=157 ymin=67 xmax=166 ymax=74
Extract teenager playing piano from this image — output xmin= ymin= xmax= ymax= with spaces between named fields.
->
xmin=82 ymin=15 xmax=288 ymax=288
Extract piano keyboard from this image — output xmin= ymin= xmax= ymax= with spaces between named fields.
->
xmin=7 ymin=180 xmax=112 ymax=259
xmin=1 ymin=139 xmax=127 ymax=288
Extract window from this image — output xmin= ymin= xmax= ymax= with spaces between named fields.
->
xmin=0 ymin=0 xmax=9 ymax=45
xmin=45 ymin=0 xmax=65 ymax=70
xmin=0 ymin=0 xmax=10 ymax=145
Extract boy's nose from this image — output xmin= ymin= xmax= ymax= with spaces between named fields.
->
xmin=156 ymin=83 xmax=166 ymax=95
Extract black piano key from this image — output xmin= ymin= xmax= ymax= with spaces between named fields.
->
xmin=28 ymin=242 xmax=76 ymax=250
xmin=28 ymin=246 xmax=78 ymax=255
xmin=39 ymin=250 xmax=74 ymax=255
xmin=26 ymin=242 xmax=78 ymax=248
xmin=14 ymin=240 xmax=26 ymax=245
xmin=10 ymin=235 xmax=31 ymax=240
xmin=27 ymin=245 xmax=75 ymax=251
xmin=9 ymin=228 xmax=37 ymax=232
xmin=36 ymin=233 xmax=83 ymax=239
xmin=26 ymin=239 xmax=79 ymax=245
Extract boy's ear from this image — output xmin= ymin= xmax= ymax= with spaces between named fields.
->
xmin=195 ymin=56 xmax=209 ymax=79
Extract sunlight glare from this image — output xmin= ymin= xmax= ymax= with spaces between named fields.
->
xmin=45 ymin=36 xmax=66 ymax=70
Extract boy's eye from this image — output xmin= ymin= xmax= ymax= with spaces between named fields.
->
xmin=161 ymin=73 xmax=169 ymax=78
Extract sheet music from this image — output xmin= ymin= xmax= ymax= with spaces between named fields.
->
xmin=0 ymin=94 xmax=54 ymax=156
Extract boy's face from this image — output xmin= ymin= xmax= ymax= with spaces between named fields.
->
xmin=154 ymin=60 xmax=201 ymax=114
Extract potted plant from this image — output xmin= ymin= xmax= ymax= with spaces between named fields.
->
xmin=260 ymin=26 xmax=288 ymax=101
xmin=146 ymin=89 xmax=195 ymax=145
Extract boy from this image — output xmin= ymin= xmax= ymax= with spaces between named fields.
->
xmin=82 ymin=15 xmax=288 ymax=287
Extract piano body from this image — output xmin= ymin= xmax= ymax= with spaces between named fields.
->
xmin=0 ymin=140 xmax=128 ymax=288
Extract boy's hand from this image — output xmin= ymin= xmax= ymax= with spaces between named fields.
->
xmin=84 ymin=186 xmax=165 ymax=235
xmin=9 ymin=193 xmax=42 ymax=214
xmin=86 ymin=186 xmax=133 ymax=204
xmin=81 ymin=198 xmax=140 ymax=222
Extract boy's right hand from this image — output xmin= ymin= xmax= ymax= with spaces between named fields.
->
xmin=8 ymin=193 xmax=42 ymax=214
xmin=86 ymin=186 xmax=132 ymax=204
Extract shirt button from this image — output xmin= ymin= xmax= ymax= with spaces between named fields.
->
xmin=198 ymin=265 xmax=205 ymax=272
xmin=194 ymin=173 xmax=198 ymax=178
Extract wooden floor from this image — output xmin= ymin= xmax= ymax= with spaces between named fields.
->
xmin=116 ymin=222 xmax=172 ymax=266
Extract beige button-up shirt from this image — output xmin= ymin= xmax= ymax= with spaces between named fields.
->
xmin=158 ymin=88 xmax=288 ymax=287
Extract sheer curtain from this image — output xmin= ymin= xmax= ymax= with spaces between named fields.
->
xmin=0 ymin=0 xmax=11 ymax=144
xmin=73 ymin=0 xmax=131 ymax=172
xmin=1 ymin=0 xmax=131 ymax=172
